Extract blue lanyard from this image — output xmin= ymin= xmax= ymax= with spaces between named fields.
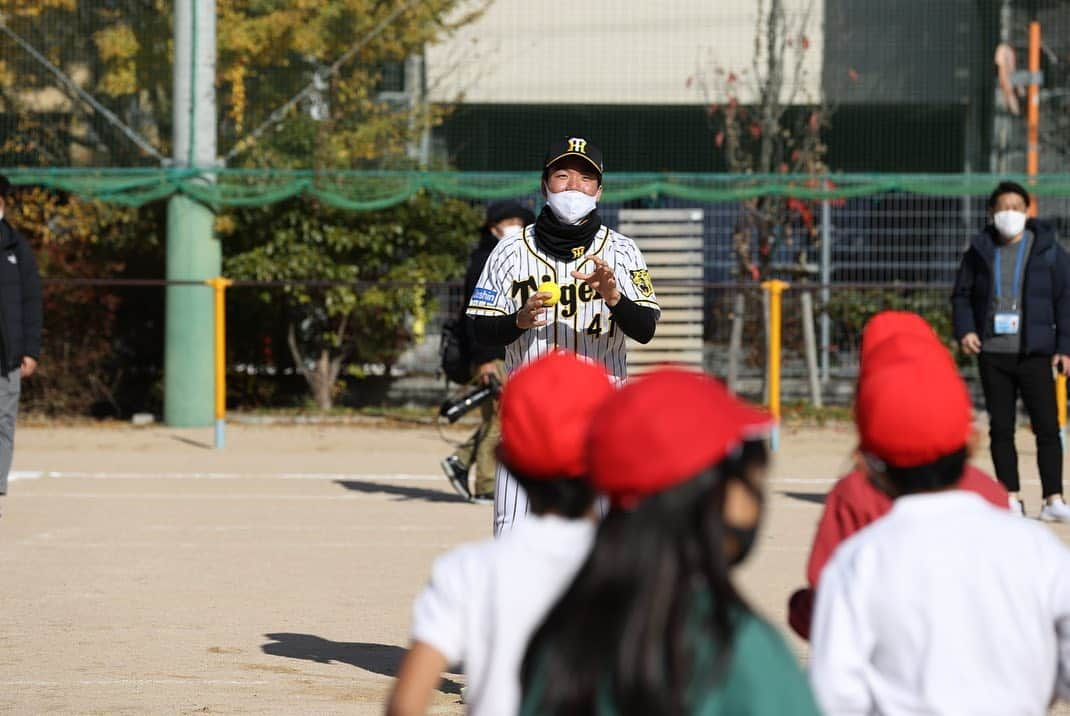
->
xmin=994 ymin=237 xmax=1028 ymax=301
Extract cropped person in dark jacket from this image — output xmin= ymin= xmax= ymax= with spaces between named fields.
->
xmin=952 ymin=180 xmax=1070 ymax=521
xmin=440 ymin=201 xmax=535 ymax=502
xmin=0 ymin=175 xmax=43 ymax=496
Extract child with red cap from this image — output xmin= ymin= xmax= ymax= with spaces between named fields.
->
xmin=786 ymin=311 xmax=1008 ymax=640
xmin=809 ymin=329 xmax=1070 ymax=715
xmin=520 ymin=368 xmax=819 ymax=715
xmin=387 ymin=352 xmax=613 ymax=716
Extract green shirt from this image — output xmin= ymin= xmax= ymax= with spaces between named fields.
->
xmin=523 ymin=600 xmax=819 ymax=716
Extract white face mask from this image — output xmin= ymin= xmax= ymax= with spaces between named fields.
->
xmin=498 ymin=224 xmax=523 ymax=241
xmin=545 ymin=189 xmax=597 ymax=225
xmin=993 ymin=210 xmax=1027 ymax=240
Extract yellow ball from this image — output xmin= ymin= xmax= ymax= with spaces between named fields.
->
xmin=538 ymin=280 xmax=561 ymax=306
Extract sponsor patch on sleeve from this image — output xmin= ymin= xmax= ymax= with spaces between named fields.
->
xmin=471 ymin=287 xmax=499 ymax=304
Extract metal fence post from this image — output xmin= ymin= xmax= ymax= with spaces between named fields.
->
xmin=761 ymin=280 xmax=789 ymax=451
xmin=820 ymin=198 xmax=831 ymax=383
xmin=206 ymin=277 xmax=232 ymax=449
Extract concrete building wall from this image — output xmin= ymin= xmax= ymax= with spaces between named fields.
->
xmin=427 ymin=0 xmax=825 ymax=105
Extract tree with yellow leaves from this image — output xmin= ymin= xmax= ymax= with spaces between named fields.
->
xmin=0 ymin=0 xmax=485 ymax=168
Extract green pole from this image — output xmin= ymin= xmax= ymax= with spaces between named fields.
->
xmin=164 ymin=195 xmax=218 ymax=426
xmin=166 ymin=0 xmax=218 ymax=426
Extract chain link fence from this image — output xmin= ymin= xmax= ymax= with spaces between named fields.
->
xmin=28 ymin=189 xmax=1070 ymax=417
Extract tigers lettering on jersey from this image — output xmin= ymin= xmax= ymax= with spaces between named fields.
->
xmin=511 ymin=275 xmax=598 ymax=318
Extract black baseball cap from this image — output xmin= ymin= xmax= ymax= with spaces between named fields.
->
xmin=485 ymin=200 xmax=535 ymax=228
xmin=0 ymin=175 xmax=12 ymax=198
xmin=542 ymin=137 xmax=604 ymax=178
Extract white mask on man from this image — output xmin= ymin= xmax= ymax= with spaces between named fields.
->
xmin=993 ymin=210 xmax=1027 ymax=240
xmin=545 ymin=189 xmax=597 ymax=225
xmin=498 ymin=224 xmax=523 ymax=241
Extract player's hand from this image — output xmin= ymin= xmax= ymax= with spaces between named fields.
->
xmin=516 ymin=292 xmax=551 ymax=330
xmin=19 ymin=356 xmax=36 ymax=378
xmin=474 ymin=361 xmax=502 ymax=385
xmin=1053 ymin=354 xmax=1070 ymax=375
xmin=571 ymin=255 xmax=621 ymax=307
xmin=960 ymin=332 xmax=981 ymax=355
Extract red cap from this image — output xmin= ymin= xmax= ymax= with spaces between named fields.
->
xmin=860 ymin=311 xmax=941 ymax=364
xmin=497 ymin=352 xmax=614 ymax=479
xmin=855 ymin=335 xmax=972 ymax=468
xmin=587 ymin=368 xmax=773 ymax=508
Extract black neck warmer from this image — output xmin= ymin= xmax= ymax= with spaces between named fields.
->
xmin=533 ymin=205 xmax=603 ymax=261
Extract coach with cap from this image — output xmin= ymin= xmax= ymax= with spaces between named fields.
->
xmin=465 ymin=137 xmax=660 ymax=535
xmin=0 ymin=175 xmax=42 ymax=497
xmin=952 ymin=180 xmax=1070 ymax=522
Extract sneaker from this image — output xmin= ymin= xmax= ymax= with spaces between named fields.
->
xmin=440 ymin=456 xmax=471 ymax=500
xmin=1009 ymin=497 xmax=1025 ymax=516
xmin=1039 ymin=499 xmax=1070 ymax=523
xmin=470 ymin=493 xmax=494 ymax=505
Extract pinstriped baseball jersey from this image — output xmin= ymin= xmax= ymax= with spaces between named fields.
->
xmin=466 ymin=224 xmax=659 ymax=381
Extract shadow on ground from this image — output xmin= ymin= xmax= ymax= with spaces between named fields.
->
xmin=780 ymin=490 xmax=826 ymax=506
xmin=261 ymin=633 xmax=462 ymax=694
xmin=334 ymin=479 xmax=468 ymax=503
xmin=170 ymin=434 xmax=213 ymax=449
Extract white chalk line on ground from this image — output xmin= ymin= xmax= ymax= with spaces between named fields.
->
xmin=0 ymin=679 xmax=270 ymax=686
xmin=7 ymin=470 xmax=1046 ymax=488
xmin=8 ymin=470 xmax=444 ymax=482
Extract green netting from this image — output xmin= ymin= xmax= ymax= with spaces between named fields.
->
xmin=7 ymin=168 xmax=1070 ymax=210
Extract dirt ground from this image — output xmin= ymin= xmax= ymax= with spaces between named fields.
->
xmin=0 ymin=421 xmax=1068 ymax=715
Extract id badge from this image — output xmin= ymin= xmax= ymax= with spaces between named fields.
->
xmin=993 ymin=311 xmax=1020 ymax=335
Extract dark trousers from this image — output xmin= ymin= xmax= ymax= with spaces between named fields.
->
xmin=978 ymin=352 xmax=1063 ymax=496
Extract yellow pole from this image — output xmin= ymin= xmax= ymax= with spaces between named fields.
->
xmin=761 ymin=279 xmax=789 ymax=450
xmin=205 ymin=277 xmax=233 ymax=449
xmin=1058 ymin=374 xmax=1067 ymax=434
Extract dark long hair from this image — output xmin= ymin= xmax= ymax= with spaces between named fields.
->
xmin=520 ymin=441 xmax=768 ymax=715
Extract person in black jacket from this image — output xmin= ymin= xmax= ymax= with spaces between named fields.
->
xmin=952 ymin=181 xmax=1070 ymax=521
xmin=0 ymin=176 xmax=42 ymax=496
xmin=441 ymin=201 xmax=535 ymax=503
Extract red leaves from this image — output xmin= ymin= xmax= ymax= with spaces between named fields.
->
xmin=715 ymin=131 xmax=725 ymax=148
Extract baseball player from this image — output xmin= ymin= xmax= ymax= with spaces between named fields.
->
xmin=466 ymin=137 xmax=660 ymax=535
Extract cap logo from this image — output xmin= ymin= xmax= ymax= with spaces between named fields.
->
xmin=567 ymin=137 xmax=588 ymax=154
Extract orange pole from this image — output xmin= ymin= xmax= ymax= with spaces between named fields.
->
xmin=1026 ymin=20 xmax=1040 ymax=215
xmin=1027 ymin=20 xmax=1065 ymax=431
